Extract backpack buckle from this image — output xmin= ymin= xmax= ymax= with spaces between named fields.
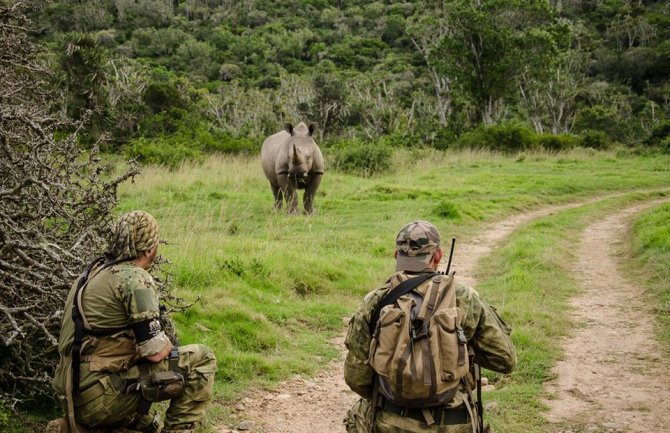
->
xmin=456 ymin=328 xmax=467 ymax=345
xmin=412 ymin=323 xmax=429 ymax=341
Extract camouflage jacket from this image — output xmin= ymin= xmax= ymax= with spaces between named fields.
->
xmin=53 ymin=261 xmax=170 ymax=396
xmin=344 ymin=271 xmax=516 ymax=406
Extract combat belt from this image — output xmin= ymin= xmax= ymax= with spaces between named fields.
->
xmin=52 ymin=259 xmax=185 ymax=433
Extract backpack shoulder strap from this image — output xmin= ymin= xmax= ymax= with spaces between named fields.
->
xmin=368 ymin=272 xmax=438 ymax=335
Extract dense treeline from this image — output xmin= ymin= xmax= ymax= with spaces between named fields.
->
xmin=30 ymin=0 xmax=670 ymax=164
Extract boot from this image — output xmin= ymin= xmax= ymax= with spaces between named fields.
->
xmin=161 ymin=424 xmax=195 ymax=433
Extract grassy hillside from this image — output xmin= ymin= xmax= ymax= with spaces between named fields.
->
xmin=30 ymin=0 xmax=670 ymax=155
xmin=110 ymin=149 xmax=669 ymax=431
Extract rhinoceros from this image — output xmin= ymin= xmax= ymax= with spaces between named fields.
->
xmin=261 ymin=122 xmax=324 ymax=214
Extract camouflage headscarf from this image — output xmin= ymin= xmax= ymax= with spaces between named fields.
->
xmin=106 ymin=210 xmax=159 ymax=262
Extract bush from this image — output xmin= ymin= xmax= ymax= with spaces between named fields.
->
xmin=127 ymin=125 xmax=258 ymax=167
xmin=377 ymin=129 xmax=424 ymax=149
xmin=457 ymin=123 xmax=538 ymax=153
xmin=645 ymin=120 xmax=670 ymax=147
xmin=573 ymin=105 xmax=630 ymax=142
xmin=579 ymin=130 xmax=611 ymax=150
xmin=126 ymin=135 xmax=205 ymax=168
xmin=433 ymin=201 xmax=461 ymax=220
xmin=661 ymin=137 xmax=670 ymax=155
xmin=204 ymin=133 xmax=257 ymax=154
xmin=537 ymin=134 xmax=579 ymax=151
xmin=331 ymin=139 xmax=392 ymax=176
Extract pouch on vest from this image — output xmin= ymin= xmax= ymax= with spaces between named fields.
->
xmin=82 ymin=331 xmax=139 ymax=373
xmin=368 ymin=274 xmax=469 ymax=408
xmin=140 ymin=370 xmax=185 ymax=402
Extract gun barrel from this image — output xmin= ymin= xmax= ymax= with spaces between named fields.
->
xmin=445 ymin=237 xmax=456 ymax=274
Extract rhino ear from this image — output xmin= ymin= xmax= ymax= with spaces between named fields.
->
xmin=308 ymin=123 xmax=316 ymax=137
xmin=285 ymin=123 xmax=294 ymax=135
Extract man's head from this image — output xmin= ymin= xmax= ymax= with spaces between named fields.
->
xmin=106 ymin=210 xmax=160 ymax=267
xmin=394 ymin=220 xmax=442 ymax=272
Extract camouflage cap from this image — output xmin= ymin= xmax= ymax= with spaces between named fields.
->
xmin=106 ymin=210 xmax=159 ymax=262
xmin=395 ymin=220 xmax=441 ymax=272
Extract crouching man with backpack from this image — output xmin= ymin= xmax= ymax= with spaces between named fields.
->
xmin=50 ymin=211 xmax=216 ymax=433
xmin=344 ymin=220 xmax=516 ymax=433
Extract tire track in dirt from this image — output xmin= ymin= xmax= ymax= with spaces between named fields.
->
xmin=219 ymin=190 xmax=669 ymax=433
xmin=544 ymin=198 xmax=670 ymax=433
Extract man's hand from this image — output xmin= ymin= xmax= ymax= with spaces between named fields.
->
xmin=146 ymin=340 xmax=173 ymax=363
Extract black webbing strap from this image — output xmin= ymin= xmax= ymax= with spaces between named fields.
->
xmin=369 ymin=273 xmax=438 ymax=335
xmin=71 ymin=258 xmax=130 ymax=396
xmin=71 ymin=259 xmax=103 ymax=396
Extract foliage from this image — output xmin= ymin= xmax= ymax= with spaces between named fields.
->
xmin=0 ymin=1 xmax=139 ymax=404
xmin=330 ymin=139 xmax=392 ymax=176
xmin=645 ymin=120 xmax=670 ymax=147
xmin=661 ymin=137 xmax=670 ymax=155
xmin=457 ymin=123 xmax=607 ymax=153
xmin=20 ymin=0 xmax=670 ymax=161
xmin=126 ymin=128 xmax=257 ymax=168
xmin=536 ymin=134 xmax=579 ymax=151
xmin=432 ymin=201 xmax=461 ymax=220
xmin=457 ymin=123 xmax=539 ymax=153
xmin=578 ymin=130 xmax=611 ymax=150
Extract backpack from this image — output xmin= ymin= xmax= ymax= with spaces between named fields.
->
xmin=368 ymin=272 xmax=469 ymax=408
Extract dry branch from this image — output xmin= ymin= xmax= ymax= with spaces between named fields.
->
xmin=0 ymin=1 xmax=139 ymax=405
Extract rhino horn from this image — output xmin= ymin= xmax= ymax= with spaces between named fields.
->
xmin=292 ymin=143 xmax=300 ymax=164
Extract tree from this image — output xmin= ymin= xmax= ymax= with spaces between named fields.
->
xmin=57 ymin=32 xmax=109 ymax=124
xmin=433 ymin=0 xmax=559 ymax=125
xmin=310 ymin=70 xmax=350 ymax=142
xmin=0 ymin=1 xmax=138 ymax=404
xmin=408 ymin=12 xmax=454 ymax=127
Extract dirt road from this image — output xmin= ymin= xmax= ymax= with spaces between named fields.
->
xmin=219 ymin=193 xmax=669 ymax=433
xmin=544 ymin=199 xmax=670 ymax=432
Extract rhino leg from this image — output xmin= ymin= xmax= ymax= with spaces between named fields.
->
xmin=271 ymin=183 xmax=283 ymax=210
xmin=287 ymin=184 xmax=299 ymax=215
xmin=303 ymin=174 xmax=322 ymax=215
xmin=277 ymin=174 xmax=298 ymax=214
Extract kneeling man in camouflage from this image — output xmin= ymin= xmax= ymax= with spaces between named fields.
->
xmin=51 ymin=211 xmax=216 ymax=433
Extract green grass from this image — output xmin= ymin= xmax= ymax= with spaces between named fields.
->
xmin=20 ymin=148 xmax=667 ymax=431
xmin=627 ymin=203 xmax=670 ymax=353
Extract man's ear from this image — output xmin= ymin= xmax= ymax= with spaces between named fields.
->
xmin=432 ymin=248 xmax=443 ymax=266
xmin=394 ymin=249 xmax=398 ymax=259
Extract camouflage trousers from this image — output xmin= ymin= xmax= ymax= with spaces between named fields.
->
xmin=76 ymin=344 xmax=216 ymax=432
xmin=345 ymin=399 xmax=476 ymax=433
